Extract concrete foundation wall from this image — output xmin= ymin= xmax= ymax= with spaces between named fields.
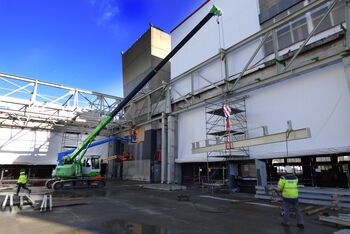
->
xmin=123 ymin=160 xmax=151 ymax=181
xmin=246 ymin=63 xmax=350 ymax=159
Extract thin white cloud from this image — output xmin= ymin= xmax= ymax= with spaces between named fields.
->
xmin=89 ymin=0 xmax=120 ymax=25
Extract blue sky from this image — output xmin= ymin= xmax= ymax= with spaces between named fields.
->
xmin=0 ymin=0 xmax=205 ymax=97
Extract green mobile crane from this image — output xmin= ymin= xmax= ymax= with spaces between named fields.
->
xmin=46 ymin=6 xmax=221 ymax=190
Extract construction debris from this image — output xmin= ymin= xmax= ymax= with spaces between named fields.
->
xmin=2 ymin=194 xmax=10 ymax=210
xmin=301 ymin=206 xmax=313 ymax=212
xmin=1 ymin=194 xmax=13 ymax=211
xmin=319 ymin=215 xmax=350 ymax=227
xmin=1 ymin=194 xmax=34 ymax=211
xmin=306 ymin=206 xmax=330 ymax=216
xmin=40 ymin=194 xmax=52 ymax=212
xmin=24 ymin=194 xmax=35 ymax=207
xmin=256 ymin=186 xmax=350 ymax=208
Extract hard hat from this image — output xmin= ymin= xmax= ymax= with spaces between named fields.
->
xmin=285 ymin=165 xmax=293 ymax=173
xmin=20 ymin=169 xmax=26 ymax=172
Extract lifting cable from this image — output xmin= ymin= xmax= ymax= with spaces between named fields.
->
xmin=216 ymin=14 xmax=226 ymax=82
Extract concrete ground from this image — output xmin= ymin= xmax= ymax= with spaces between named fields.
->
xmin=0 ymin=180 xmax=347 ymax=234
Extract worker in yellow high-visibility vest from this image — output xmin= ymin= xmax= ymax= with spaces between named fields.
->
xmin=278 ymin=165 xmax=304 ymax=229
xmin=16 ymin=169 xmax=31 ymax=196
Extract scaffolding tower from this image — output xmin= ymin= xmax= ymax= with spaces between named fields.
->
xmin=204 ymin=97 xmax=249 ymax=191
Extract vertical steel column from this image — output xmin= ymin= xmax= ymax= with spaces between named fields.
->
xmin=223 ymin=50 xmax=229 ymax=92
xmin=272 ymin=29 xmax=281 ymax=73
xmin=0 ymin=169 xmax=4 ymax=184
xmin=30 ymin=80 xmax=38 ymax=105
xmin=73 ymin=89 xmax=78 ymax=108
xmin=255 ymin=159 xmax=267 ymax=187
xmin=346 ymin=0 xmax=350 ymax=50
xmin=305 ymin=0 xmax=315 ymax=33
xmin=191 ymin=73 xmax=195 ymax=103
xmin=147 ymin=95 xmax=152 ymax=120
xmin=99 ymin=96 xmax=103 ymax=112
xmin=165 ymin=88 xmax=172 ymax=114
xmin=161 ymin=113 xmax=167 ymax=183
xmin=167 ymin=115 xmax=176 ymax=184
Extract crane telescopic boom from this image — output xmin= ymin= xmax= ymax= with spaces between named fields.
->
xmin=64 ymin=5 xmax=222 ymax=163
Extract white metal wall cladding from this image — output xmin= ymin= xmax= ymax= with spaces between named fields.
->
xmin=0 ymin=129 xmax=110 ymax=165
xmin=0 ymin=129 xmax=62 ymax=164
xmin=177 ymin=107 xmax=207 ymax=162
xmin=246 ymin=63 xmax=350 ymax=159
xmin=171 ymin=0 xmax=261 ymax=79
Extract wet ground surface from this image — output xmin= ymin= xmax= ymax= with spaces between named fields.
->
xmin=0 ymin=180 xmax=346 ymax=234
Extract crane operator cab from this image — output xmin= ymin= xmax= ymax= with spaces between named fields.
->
xmin=82 ymin=155 xmax=101 ymax=177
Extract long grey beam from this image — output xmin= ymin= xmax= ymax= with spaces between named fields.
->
xmin=192 ymin=128 xmax=311 ymax=154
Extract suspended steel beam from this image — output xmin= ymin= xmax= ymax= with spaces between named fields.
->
xmin=192 ymin=128 xmax=311 ymax=154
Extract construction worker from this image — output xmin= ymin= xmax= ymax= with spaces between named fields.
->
xmin=278 ymin=165 xmax=304 ymax=229
xmin=16 ymin=169 xmax=31 ymax=195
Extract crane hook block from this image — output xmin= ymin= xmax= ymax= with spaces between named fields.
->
xmin=210 ymin=5 xmax=222 ymax=16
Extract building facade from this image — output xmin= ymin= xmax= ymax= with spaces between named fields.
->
xmin=168 ymin=0 xmax=350 ymax=190
xmin=117 ymin=26 xmax=171 ymax=182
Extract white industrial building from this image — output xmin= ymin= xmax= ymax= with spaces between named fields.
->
xmin=0 ymin=0 xmax=349 ymax=194
xmin=166 ymin=0 xmax=350 ymax=190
